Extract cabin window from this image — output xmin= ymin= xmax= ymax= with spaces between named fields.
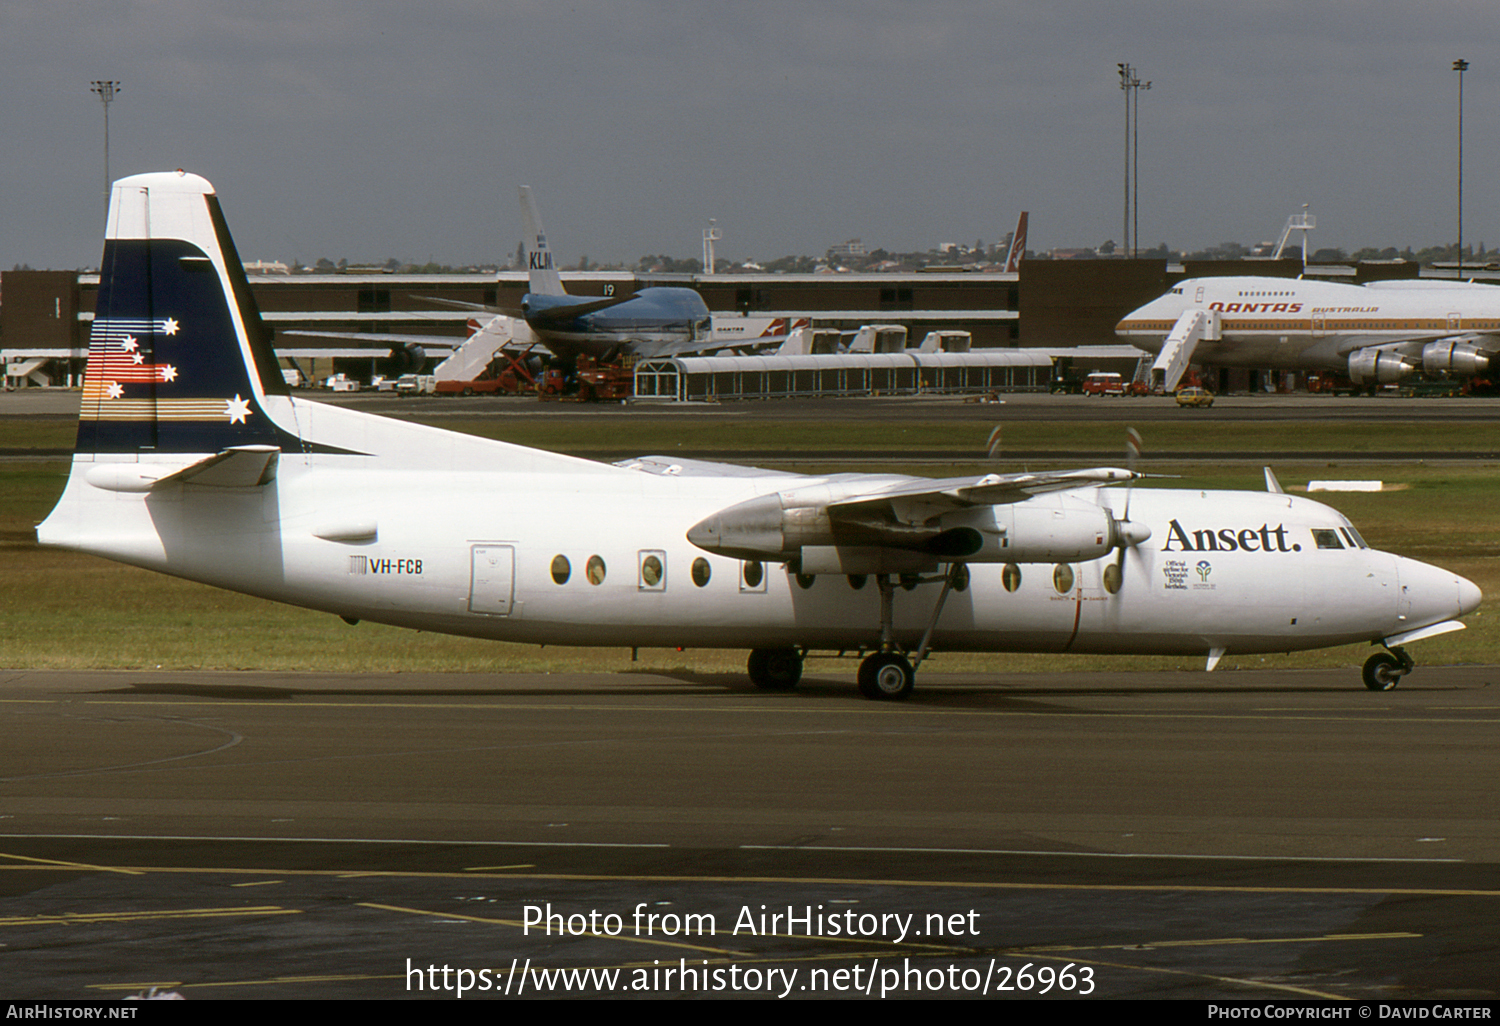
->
xmin=586 ymin=555 xmax=607 ymax=585
xmin=550 ymin=555 xmax=571 ymax=585
xmin=1102 ymin=562 xmax=1122 ymax=594
xmin=795 ymin=572 xmax=815 ymax=590
xmin=1053 ymin=563 xmax=1075 ymax=594
xmin=1002 ymin=563 xmax=1021 ymax=592
xmin=691 ymin=557 xmax=712 ymax=587
xmin=639 ymin=551 xmax=665 ymax=590
xmin=847 ymin=574 xmax=867 ymax=590
xmin=741 ymin=560 xmax=765 ymax=591
xmin=1311 ymin=529 xmax=1344 ymax=550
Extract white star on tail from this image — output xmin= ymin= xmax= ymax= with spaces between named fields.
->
xmin=105 ymin=381 xmax=123 ymax=400
xmin=225 ymin=395 xmax=251 ymax=424
xmin=162 ymin=318 xmax=180 ymax=336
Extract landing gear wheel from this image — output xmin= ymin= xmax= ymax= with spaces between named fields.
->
xmin=747 ymin=647 xmax=802 ymax=690
xmin=858 ymin=652 xmax=915 ymax=700
xmin=1362 ymin=652 xmax=1404 ymax=692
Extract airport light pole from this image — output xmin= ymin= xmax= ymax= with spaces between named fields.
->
xmin=90 ymin=80 xmax=121 ymax=212
xmin=1453 ymin=59 xmax=1468 ymax=278
xmin=1133 ymin=72 xmax=1150 ymax=259
xmin=1117 ymin=64 xmax=1150 ymax=258
xmin=1118 ymin=64 xmax=1132 ymax=256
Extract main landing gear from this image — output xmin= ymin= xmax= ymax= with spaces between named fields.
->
xmin=858 ymin=651 xmax=915 ymax=700
xmin=747 ymin=647 xmax=803 ymax=690
xmin=746 ymin=566 xmax=966 ymax=702
xmin=1362 ymin=645 xmax=1414 ymax=692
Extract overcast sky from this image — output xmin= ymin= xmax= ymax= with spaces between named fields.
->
xmin=2 ymin=1 xmax=1495 ymax=271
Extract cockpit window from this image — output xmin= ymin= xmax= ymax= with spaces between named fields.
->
xmin=1311 ymin=529 xmax=1344 ymax=550
xmin=1341 ymin=525 xmax=1369 ymax=549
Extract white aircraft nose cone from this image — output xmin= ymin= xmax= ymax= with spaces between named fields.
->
xmin=1399 ymin=558 xmax=1483 ymax=623
xmin=1458 ymin=574 xmax=1483 ymax=616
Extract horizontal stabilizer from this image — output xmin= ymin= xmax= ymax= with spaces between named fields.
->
xmin=83 ymin=446 xmax=280 ymax=492
xmin=153 ymin=445 xmax=280 ymax=489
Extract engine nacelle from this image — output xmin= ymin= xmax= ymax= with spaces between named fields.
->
xmin=933 ymin=494 xmax=1119 ymax=563
xmin=1422 ymin=340 xmax=1490 ymax=377
xmin=1347 ymin=349 xmax=1415 ymax=386
xmin=686 ymin=491 xmax=1144 ymax=567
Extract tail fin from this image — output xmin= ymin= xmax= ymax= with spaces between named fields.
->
xmin=518 ymin=185 xmax=566 ymax=297
xmin=78 ymin=170 xmax=289 ymax=456
xmin=1003 ymin=212 xmax=1028 ymax=273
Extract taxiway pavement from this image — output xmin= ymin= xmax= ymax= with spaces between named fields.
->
xmin=2 ymin=666 xmax=1498 ymax=1000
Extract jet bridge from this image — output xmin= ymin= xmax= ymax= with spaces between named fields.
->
xmin=1151 ymin=308 xmax=1219 ymax=391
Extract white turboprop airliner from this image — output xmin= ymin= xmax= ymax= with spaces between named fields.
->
xmin=38 ymin=173 xmax=1482 ymax=698
xmin=1116 ymin=275 xmax=1500 ymax=389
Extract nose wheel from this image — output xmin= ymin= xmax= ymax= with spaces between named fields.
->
xmin=1362 ymin=646 xmax=1413 ymax=691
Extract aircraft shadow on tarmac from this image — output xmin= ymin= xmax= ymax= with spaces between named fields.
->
xmin=92 ymin=671 xmax=1484 ymax=705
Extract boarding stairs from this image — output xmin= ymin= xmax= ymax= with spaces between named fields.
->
xmin=3 ymin=357 xmax=51 ymax=388
xmin=434 ymin=319 xmax=515 ymax=383
xmin=1150 ymin=308 xmax=1218 ymax=392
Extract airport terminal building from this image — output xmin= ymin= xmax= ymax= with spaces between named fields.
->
xmin=1 ymin=256 xmax=1418 ymax=393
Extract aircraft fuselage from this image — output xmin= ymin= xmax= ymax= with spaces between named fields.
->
xmin=521 ymin=288 xmax=712 ymax=361
xmin=39 ymin=434 xmax=1474 ymax=660
xmin=1116 ymin=275 xmax=1500 ymax=370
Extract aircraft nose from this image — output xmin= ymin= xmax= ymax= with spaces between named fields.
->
xmin=1459 ymin=574 xmax=1483 ymax=616
xmin=1400 ymin=557 xmax=1482 ymax=623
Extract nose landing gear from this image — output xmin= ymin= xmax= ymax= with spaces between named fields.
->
xmin=1362 ymin=645 xmax=1414 ymax=691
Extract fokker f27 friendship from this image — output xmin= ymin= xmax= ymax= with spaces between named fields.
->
xmin=1117 ymin=275 xmax=1500 ymax=391
xmin=39 ymin=173 xmax=1481 ymax=698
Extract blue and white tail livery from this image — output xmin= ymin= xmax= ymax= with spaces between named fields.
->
xmin=39 ymin=172 xmax=1481 ymax=698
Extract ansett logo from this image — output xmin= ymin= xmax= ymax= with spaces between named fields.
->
xmin=1161 ymin=520 xmax=1301 ymax=553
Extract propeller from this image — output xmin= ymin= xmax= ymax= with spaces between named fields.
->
xmin=1105 ymin=427 xmax=1151 ymax=593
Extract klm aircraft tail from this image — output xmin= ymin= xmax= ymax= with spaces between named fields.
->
xmin=78 ymin=170 xmax=291 ymax=457
xmin=518 ymin=185 xmax=567 ymax=297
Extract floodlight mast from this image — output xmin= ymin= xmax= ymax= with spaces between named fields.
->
xmin=1453 ymin=59 xmax=1469 ymax=278
xmin=90 ymin=80 xmax=121 ymax=212
xmin=1117 ymin=64 xmax=1149 ymax=258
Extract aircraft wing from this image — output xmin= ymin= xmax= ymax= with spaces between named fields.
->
xmin=829 ymin=467 xmax=1139 ymax=511
xmin=281 ymin=329 xmax=459 ymax=349
xmin=616 ymin=455 xmax=792 ymax=478
xmin=626 ymin=335 xmax=777 ymax=359
xmin=1335 ymin=333 xmax=1500 ymax=356
xmin=524 ymin=294 xmax=636 ymax=330
xmin=282 ymin=328 xmax=553 ymax=357
xmin=416 ymin=296 xmax=520 ymax=317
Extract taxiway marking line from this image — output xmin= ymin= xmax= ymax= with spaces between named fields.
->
xmin=0 ymin=850 xmax=144 ymax=875
xmin=0 ymin=862 xmax=1496 ymax=897
xmin=0 ymin=905 xmax=298 ymax=926
xmin=1025 ymin=931 xmax=1420 ymax=952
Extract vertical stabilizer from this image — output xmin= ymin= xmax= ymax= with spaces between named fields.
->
xmin=1003 ymin=212 xmax=1028 ymax=273
xmin=79 ymin=170 xmax=288 ymax=457
xmin=518 ymin=185 xmax=567 ymax=297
